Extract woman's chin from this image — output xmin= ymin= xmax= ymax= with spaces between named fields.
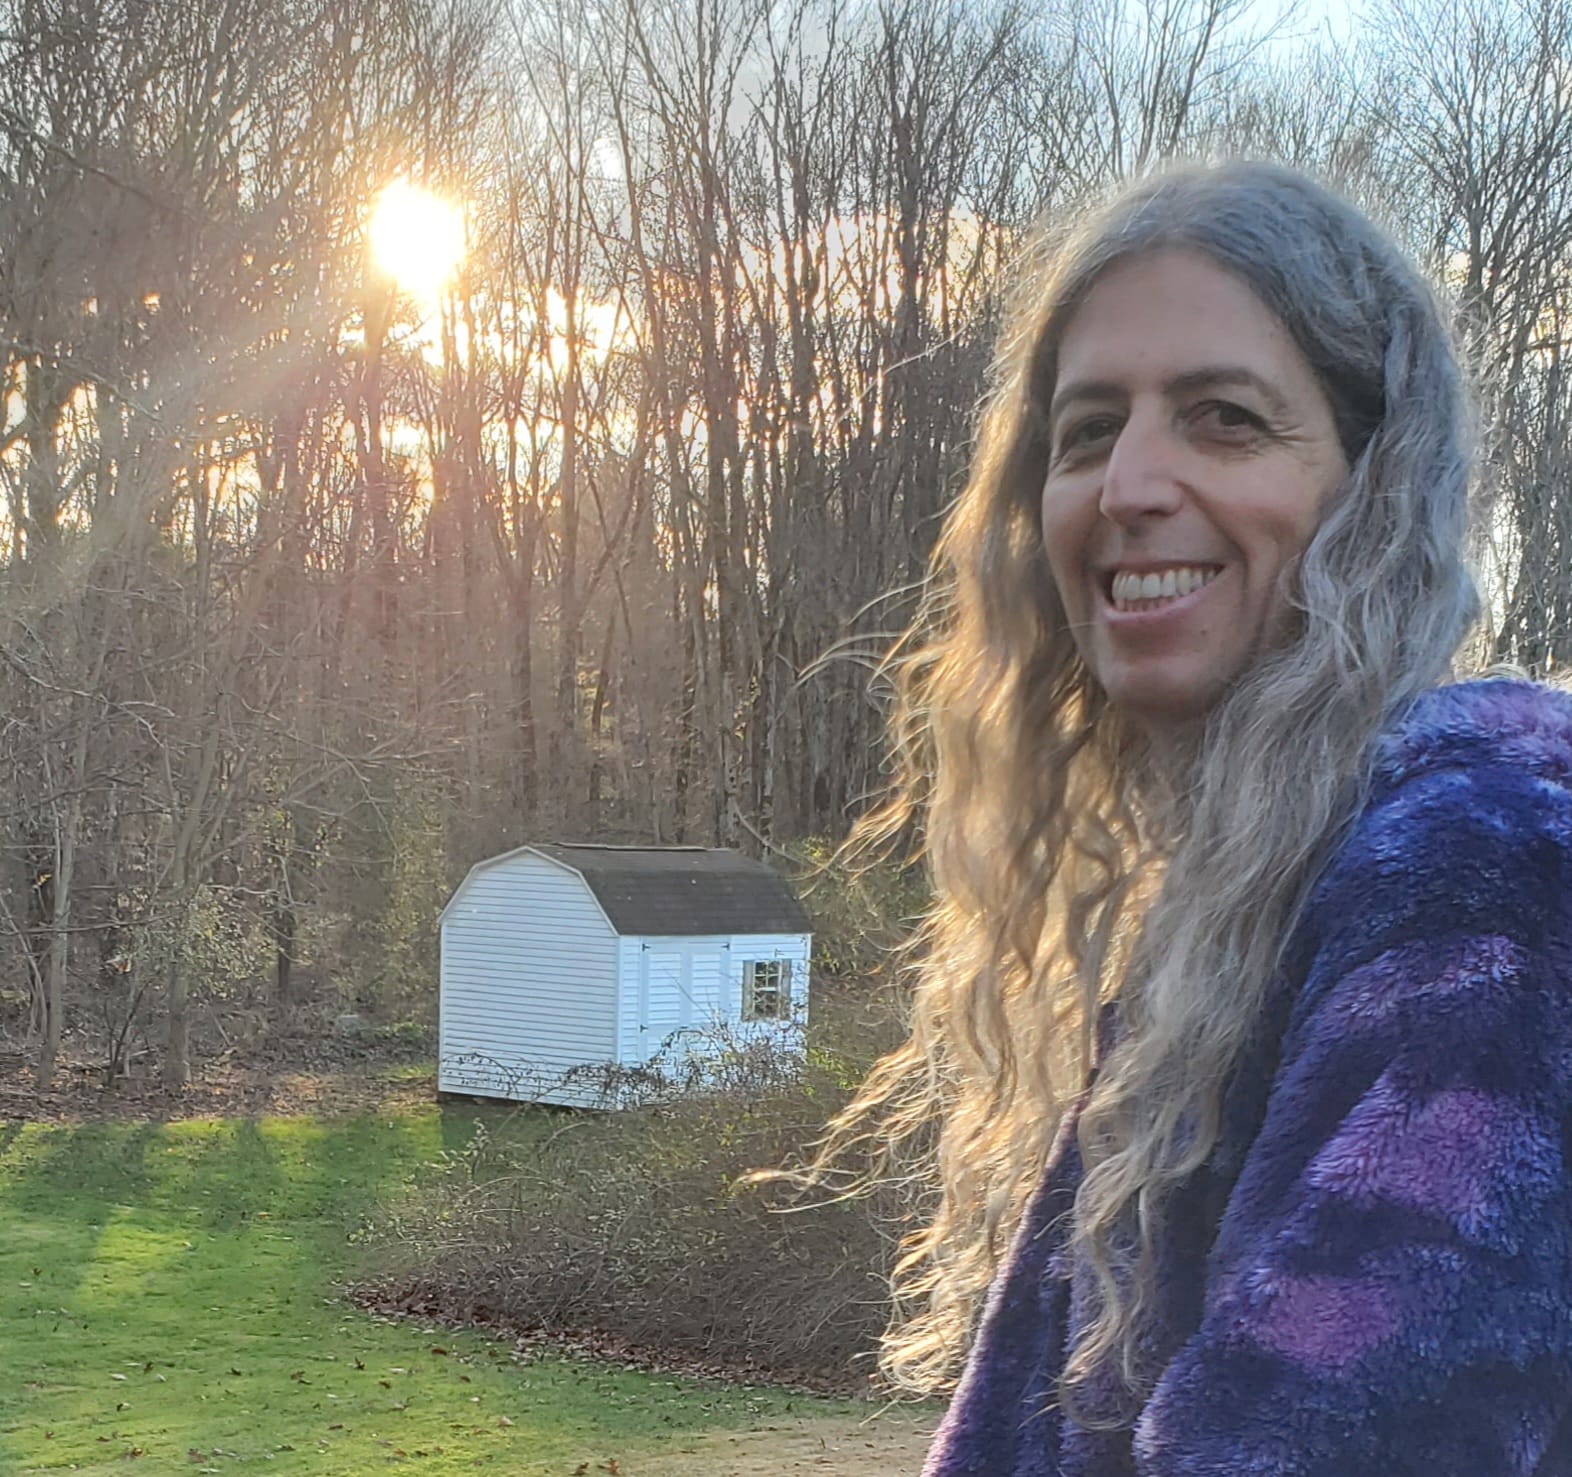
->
xmin=1100 ymin=669 xmax=1225 ymax=733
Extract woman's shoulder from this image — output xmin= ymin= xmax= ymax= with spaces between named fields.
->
xmin=1348 ymin=675 xmax=1572 ymax=890
xmin=1371 ymin=675 xmax=1572 ymax=801
xmin=1285 ymin=678 xmax=1572 ymax=996
xmin=1279 ymin=678 xmax=1572 ymax=1074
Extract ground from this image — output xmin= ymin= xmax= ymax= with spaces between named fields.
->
xmin=626 ymin=1410 xmax=937 ymax=1474
xmin=0 ymin=1051 xmax=942 ymax=1476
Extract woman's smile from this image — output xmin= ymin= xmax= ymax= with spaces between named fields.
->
xmin=1100 ymin=563 xmax=1225 ymax=621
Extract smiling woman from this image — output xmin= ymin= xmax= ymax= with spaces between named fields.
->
xmin=825 ymin=161 xmax=1572 ymax=1477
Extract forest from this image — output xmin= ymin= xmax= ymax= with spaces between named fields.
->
xmin=3 ymin=0 xmax=1571 ymax=1089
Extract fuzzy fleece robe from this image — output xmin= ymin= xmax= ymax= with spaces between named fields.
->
xmin=921 ymin=677 xmax=1572 ymax=1477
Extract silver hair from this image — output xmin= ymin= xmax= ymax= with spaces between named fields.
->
xmin=826 ymin=159 xmax=1484 ymax=1422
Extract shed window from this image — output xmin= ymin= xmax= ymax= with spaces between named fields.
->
xmin=742 ymin=959 xmax=790 ymax=1021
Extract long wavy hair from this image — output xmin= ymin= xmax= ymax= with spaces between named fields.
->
xmin=832 ymin=161 xmax=1484 ymax=1427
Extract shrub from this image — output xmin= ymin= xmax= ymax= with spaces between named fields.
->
xmin=362 ymin=994 xmax=924 ymax=1387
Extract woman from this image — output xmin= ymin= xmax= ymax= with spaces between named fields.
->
xmin=841 ymin=162 xmax=1572 ymax=1474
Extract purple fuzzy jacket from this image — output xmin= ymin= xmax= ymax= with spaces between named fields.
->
xmin=922 ymin=678 xmax=1572 ymax=1477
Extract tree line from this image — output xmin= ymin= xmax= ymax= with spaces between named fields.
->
xmin=2 ymin=0 xmax=1569 ymax=1085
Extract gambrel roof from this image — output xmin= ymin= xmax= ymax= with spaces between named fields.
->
xmin=519 ymin=844 xmax=812 ymax=937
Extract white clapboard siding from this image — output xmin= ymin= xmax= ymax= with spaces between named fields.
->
xmin=439 ymin=850 xmax=618 ymax=1105
xmin=441 ymin=843 xmax=814 ymax=1107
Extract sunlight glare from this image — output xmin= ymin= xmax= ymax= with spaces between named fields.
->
xmin=369 ymin=180 xmax=465 ymax=300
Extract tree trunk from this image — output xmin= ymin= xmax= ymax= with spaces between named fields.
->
xmin=35 ymin=791 xmax=80 ymax=1090
xmin=164 ymin=947 xmax=190 ymax=1088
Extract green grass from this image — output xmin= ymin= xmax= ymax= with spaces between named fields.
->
xmin=0 ymin=1099 xmax=836 ymax=1474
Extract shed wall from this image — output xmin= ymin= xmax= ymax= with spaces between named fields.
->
xmin=439 ymin=852 xmax=618 ymax=1105
xmin=730 ymin=932 xmax=812 ymax=1043
xmin=616 ymin=932 xmax=813 ymax=1071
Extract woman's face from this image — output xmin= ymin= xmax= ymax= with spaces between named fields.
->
xmin=1040 ymin=248 xmax=1349 ymax=732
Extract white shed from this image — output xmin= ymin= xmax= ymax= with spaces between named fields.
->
xmin=437 ymin=843 xmax=813 ymax=1107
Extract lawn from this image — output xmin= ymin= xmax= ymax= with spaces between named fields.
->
xmin=0 ymin=1097 xmax=839 ymax=1475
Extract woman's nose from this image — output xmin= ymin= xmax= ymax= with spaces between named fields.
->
xmin=1099 ymin=412 xmax=1183 ymax=524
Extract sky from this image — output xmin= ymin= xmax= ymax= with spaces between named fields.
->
xmin=1251 ymin=0 xmax=1359 ymax=48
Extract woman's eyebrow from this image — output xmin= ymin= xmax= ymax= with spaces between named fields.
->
xmin=1048 ymin=378 xmax=1123 ymax=425
xmin=1167 ymin=366 xmax=1292 ymax=417
xmin=1049 ymin=365 xmax=1291 ymax=426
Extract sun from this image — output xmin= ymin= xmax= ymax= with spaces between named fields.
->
xmin=369 ymin=180 xmax=465 ymax=300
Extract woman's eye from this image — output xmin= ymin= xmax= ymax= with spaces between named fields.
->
xmin=1058 ymin=416 xmax=1118 ymax=453
xmin=1193 ymin=401 xmax=1262 ymax=434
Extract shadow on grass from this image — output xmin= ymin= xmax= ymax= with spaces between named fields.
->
xmin=0 ymin=1115 xmax=439 ymax=1472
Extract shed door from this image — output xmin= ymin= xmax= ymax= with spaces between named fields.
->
xmin=638 ymin=944 xmax=687 ymax=1059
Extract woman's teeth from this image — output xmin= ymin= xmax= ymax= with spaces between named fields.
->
xmin=1109 ymin=565 xmax=1221 ymax=611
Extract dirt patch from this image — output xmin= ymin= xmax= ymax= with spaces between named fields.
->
xmin=626 ymin=1409 xmax=939 ymax=1476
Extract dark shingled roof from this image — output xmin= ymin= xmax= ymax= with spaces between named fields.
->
xmin=530 ymin=844 xmax=812 ymax=937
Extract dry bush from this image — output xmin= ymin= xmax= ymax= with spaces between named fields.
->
xmin=363 ymin=986 xmax=921 ymax=1385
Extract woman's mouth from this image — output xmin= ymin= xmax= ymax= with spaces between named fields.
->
xmin=1101 ymin=564 xmax=1225 ymax=621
